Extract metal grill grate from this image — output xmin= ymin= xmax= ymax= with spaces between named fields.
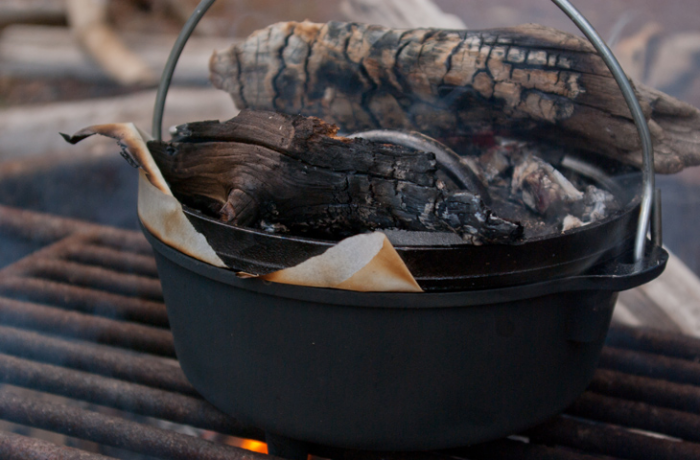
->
xmin=1 ymin=204 xmax=700 ymax=460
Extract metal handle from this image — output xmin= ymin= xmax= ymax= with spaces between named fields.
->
xmin=152 ymin=0 xmax=216 ymax=142
xmin=550 ymin=0 xmax=655 ymax=262
xmin=152 ymin=0 xmax=657 ymax=263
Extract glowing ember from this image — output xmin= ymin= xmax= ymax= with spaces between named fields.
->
xmin=226 ymin=437 xmax=268 ymax=454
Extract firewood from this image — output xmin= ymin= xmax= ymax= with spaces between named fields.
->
xmin=147 ymin=109 xmax=523 ymax=244
xmin=0 ymin=0 xmax=65 ymax=28
xmin=0 ymin=25 xmax=231 ymax=84
xmin=0 ymin=88 xmax=237 ymax=161
xmin=339 ymin=0 xmax=466 ymax=29
xmin=210 ymin=21 xmax=700 ymax=174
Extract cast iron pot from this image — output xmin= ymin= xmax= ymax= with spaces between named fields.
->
xmin=144 ymin=225 xmax=666 ymax=450
xmin=144 ymin=0 xmax=667 ymax=452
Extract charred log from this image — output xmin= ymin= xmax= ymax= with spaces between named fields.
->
xmin=150 ymin=110 xmax=522 ymax=244
xmin=210 ymin=21 xmax=700 ymax=174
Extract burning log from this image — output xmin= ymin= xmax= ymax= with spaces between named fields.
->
xmin=210 ymin=21 xmax=700 ymax=174
xmin=147 ymin=109 xmax=523 ymax=244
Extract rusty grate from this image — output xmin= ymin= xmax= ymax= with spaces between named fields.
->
xmin=1 ymin=204 xmax=700 ymax=460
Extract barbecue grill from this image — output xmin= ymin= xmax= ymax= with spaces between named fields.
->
xmin=0 ymin=202 xmax=698 ymax=459
xmin=2 ymin=0 xmax=698 ymax=457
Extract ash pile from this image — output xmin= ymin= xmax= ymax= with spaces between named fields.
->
xmin=475 ymin=138 xmax=620 ymax=239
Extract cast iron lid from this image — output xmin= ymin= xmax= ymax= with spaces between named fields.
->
xmin=181 ymin=151 xmax=644 ymax=291
xmin=143 ymin=222 xmax=668 ymax=307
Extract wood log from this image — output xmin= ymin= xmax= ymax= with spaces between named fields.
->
xmin=0 ymin=25 xmax=231 ymax=84
xmin=0 ymin=88 xmax=238 ymax=162
xmin=210 ymin=21 xmax=700 ymax=174
xmin=0 ymin=0 xmax=66 ymax=28
xmin=614 ymin=248 xmax=700 ymax=337
xmin=66 ymin=0 xmax=156 ymax=86
xmin=339 ymin=0 xmax=466 ymax=29
xmin=148 ymin=109 xmax=522 ymax=243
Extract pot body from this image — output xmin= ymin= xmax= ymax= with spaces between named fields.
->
xmin=144 ymin=228 xmax=666 ymax=450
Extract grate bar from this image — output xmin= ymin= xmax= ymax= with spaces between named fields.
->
xmin=527 ymin=415 xmax=700 ymax=460
xmin=450 ymin=438 xmax=621 ymax=460
xmin=607 ymin=326 xmax=700 ymax=362
xmin=0 ymin=391 xmax=274 ymax=460
xmin=568 ymin=391 xmax=700 ymax=443
xmin=63 ymin=243 xmax=159 ymax=278
xmin=0 ymin=431 xmax=116 ymax=460
xmin=0 ymin=205 xmax=98 ymax=245
xmin=0 ymin=297 xmax=175 ymax=357
xmin=590 ymin=368 xmax=700 ymax=414
xmin=0 ymin=205 xmax=152 ymax=255
xmin=599 ymin=347 xmax=700 ymax=386
xmin=9 ymin=259 xmax=163 ymax=301
xmin=0 ymin=352 xmax=264 ymax=440
xmin=0 ymin=277 xmax=168 ymax=327
xmin=0 ymin=324 xmax=196 ymax=396
xmin=83 ymin=232 xmax=154 ymax=257
xmin=308 ymin=445 xmax=453 ymax=460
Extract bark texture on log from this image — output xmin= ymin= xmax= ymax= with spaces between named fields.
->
xmin=210 ymin=21 xmax=700 ymax=174
xmin=149 ymin=110 xmax=522 ymax=243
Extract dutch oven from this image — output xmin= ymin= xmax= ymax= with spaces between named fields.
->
xmin=142 ymin=0 xmax=668 ymax=453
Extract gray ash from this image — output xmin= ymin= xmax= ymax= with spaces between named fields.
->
xmin=467 ymin=138 xmax=621 ymax=239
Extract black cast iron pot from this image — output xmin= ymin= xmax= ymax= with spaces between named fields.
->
xmin=144 ymin=226 xmax=666 ymax=450
xmin=144 ymin=146 xmax=663 ymax=451
xmin=143 ymin=0 xmax=668 ymax=453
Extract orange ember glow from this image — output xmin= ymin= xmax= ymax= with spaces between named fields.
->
xmin=240 ymin=439 xmax=268 ymax=454
xmin=228 ymin=437 xmax=268 ymax=454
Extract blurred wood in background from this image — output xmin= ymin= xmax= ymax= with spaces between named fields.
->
xmin=0 ymin=0 xmax=66 ymax=29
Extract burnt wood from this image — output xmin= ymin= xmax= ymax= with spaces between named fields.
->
xmin=149 ymin=110 xmax=522 ymax=243
xmin=210 ymin=21 xmax=700 ymax=174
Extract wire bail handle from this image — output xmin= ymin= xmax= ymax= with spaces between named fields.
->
xmin=152 ymin=0 xmax=657 ymax=263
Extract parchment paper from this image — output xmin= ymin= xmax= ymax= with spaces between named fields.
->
xmin=62 ymin=123 xmax=423 ymax=293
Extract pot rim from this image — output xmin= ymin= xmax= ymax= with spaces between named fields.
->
xmin=142 ymin=222 xmax=667 ymax=309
